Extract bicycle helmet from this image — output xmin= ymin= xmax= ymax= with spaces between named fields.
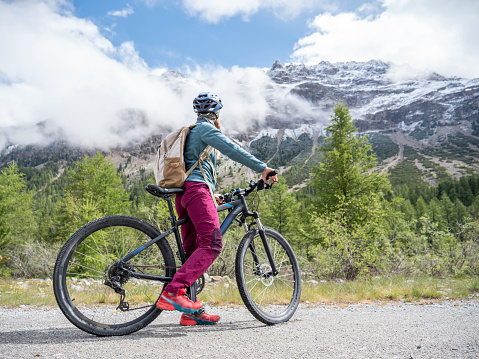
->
xmin=193 ymin=92 xmax=223 ymax=114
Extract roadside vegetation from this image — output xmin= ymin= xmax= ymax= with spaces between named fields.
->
xmin=1 ymin=103 xmax=479 ymax=306
xmin=1 ymin=275 xmax=477 ymax=308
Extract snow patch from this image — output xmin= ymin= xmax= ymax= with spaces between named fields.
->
xmin=1 ymin=144 xmax=20 ymax=156
xmin=398 ymin=121 xmax=420 ymax=132
xmin=283 ymin=123 xmax=325 ymax=139
xmin=250 ymin=128 xmax=280 ymax=144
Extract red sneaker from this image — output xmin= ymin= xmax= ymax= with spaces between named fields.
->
xmin=156 ymin=289 xmax=204 ymax=314
xmin=180 ymin=311 xmax=220 ymax=326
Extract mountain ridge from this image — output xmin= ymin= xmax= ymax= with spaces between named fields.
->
xmin=2 ymin=60 xmax=479 ymax=188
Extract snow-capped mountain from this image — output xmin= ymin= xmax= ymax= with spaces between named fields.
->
xmin=2 ymin=60 xmax=479 ymax=186
xmin=267 ymin=59 xmax=479 ymax=139
xmin=252 ymin=60 xmax=479 ymax=184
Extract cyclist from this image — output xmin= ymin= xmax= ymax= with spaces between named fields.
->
xmin=156 ymin=92 xmax=277 ymax=326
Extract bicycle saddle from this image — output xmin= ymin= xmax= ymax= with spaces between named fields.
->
xmin=145 ymin=184 xmax=184 ymax=197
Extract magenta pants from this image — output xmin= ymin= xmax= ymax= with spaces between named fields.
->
xmin=164 ymin=181 xmax=223 ymax=294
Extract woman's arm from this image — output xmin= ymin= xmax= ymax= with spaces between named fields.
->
xmin=199 ymin=122 xmax=267 ymax=173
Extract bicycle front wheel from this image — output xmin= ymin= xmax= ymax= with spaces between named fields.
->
xmin=235 ymin=227 xmax=301 ymax=325
xmin=53 ymin=215 xmax=176 ymax=336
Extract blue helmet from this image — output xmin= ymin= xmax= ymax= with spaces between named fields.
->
xmin=193 ymin=92 xmax=223 ymax=114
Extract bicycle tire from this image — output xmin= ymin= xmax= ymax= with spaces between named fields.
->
xmin=235 ymin=227 xmax=301 ymax=325
xmin=53 ymin=215 xmax=176 ymax=336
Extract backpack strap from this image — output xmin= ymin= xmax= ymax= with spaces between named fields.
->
xmin=185 ymin=145 xmax=212 ymax=176
xmin=184 ymin=123 xmax=218 ymax=206
xmin=185 ymin=145 xmax=218 ymax=206
xmin=198 ymin=160 xmax=218 ymax=207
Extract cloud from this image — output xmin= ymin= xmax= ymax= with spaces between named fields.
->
xmin=184 ymin=65 xmax=315 ymax=132
xmin=0 ymin=0 xmax=185 ymax=149
xmin=181 ymin=0 xmax=328 ymax=23
xmin=0 ymin=0 xmax=311 ymax=150
xmin=107 ymin=7 xmax=134 ymax=18
xmin=292 ymin=0 xmax=479 ymax=78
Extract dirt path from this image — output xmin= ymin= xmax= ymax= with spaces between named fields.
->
xmin=381 ymin=142 xmax=404 ymax=174
xmin=1 ymin=301 xmax=478 ymax=358
xmin=38 ymin=166 xmax=65 ymax=192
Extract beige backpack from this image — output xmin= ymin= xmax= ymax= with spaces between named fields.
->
xmin=153 ymin=125 xmax=216 ymax=201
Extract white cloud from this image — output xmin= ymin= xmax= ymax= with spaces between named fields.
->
xmin=107 ymin=7 xmax=134 ymax=18
xmin=0 ymin=0 xmax=182 ymax=149
xmin=181 ymin=0 xmax=328 ymax=23
xmin=0 ymin=0 xmax=312 ymax=149
xmin=292 ymin=0 xmax=479 ymax=78
xmin=184 ymin=65 xmax=317 ymax=133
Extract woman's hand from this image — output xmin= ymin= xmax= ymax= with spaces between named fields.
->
xmin=214 ymin=194 xmax=224 ymax=205
xmin=262 ymin=167 xmax=278 ymax=184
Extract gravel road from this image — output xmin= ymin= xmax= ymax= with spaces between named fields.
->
xmin=1 ymin=301 xmax=478 ymax=359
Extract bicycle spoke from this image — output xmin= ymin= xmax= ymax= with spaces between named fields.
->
xmin=66 ymin=271 xmax=104 ymax=279
xmin=89 ymin=232 xmax=109 ymax=263
xmin=125 ymin=228 xmax=146 ymax=257
xmin=79 ymin=236 xmax=110 ymax=262
xmin=72 ymin=248 xmax=108 ymax=266
xmin=101 ymin=228 xmax=112 ymax=263
xmin=237 ymin=228 xmax=301 ymax=324
xmin=67 ymin=262 xmax=105 ymax=276
xmin=54 ymin=216 xmax=176 ymax=336
xmin=252 ymin=284 xmax=268 ymax=305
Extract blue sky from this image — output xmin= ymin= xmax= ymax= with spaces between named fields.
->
xmin=71 ymin=0 xmax=371 ymax=69
xmin=0 ymin=0 xmax=478 ymax=149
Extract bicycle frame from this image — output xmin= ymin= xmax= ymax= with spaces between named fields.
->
xmin=117 ymin=188 xmax=278 ymax=287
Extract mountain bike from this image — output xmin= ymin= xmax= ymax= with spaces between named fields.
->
xmin=53 ymin=172 xmax=301 ymax=336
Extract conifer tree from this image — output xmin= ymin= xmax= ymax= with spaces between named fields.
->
xmin=312 ymin=103 xmax=390 ymax=228
xmin=0 ymin=189 xmax=9 ymax=250
xmin=415 ymin=196 xmax=429 ymax=219
xmin=308 ymin=103 xmax=391 ymax=279
xmin=260 ymin=177 xmax=298 ymax=236
xmin=0 ymin=163 xmax=36 ymax=252
xmin=54 ymin=152 xmax=130 ymax=240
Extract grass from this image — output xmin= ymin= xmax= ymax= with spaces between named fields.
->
xmin=299 ymin=275 xmax=479 ymax=304
xmin=0 ymin=278 xmax=56 ymax=307
xmin=0 ymin=275 xmax=478 ymax=308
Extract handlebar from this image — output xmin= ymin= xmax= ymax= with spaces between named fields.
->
xmin=222 ymin=170 xmax=277 ymax=203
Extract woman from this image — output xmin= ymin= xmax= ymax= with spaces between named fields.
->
xmin=156 ymin=92 xmax=277 ymax=326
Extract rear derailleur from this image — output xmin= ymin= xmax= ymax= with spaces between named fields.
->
xmin=104 ymin=261 xmax=131 ymax=311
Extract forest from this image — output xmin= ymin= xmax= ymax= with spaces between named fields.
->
xmin=1 ymin=103 xmax=479 ymax=281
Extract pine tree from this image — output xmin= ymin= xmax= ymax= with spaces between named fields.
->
xmin=308 ymin=103 xmax=391 ymax=279
xmin=0 ymin=163 xmax=37 ymax=253
xmin=53 ymin=152 xmax=130 ymax=240
xmin=312 ymin=103 xmax=390 ymax=228
xmin=0 ymin=189 xmax=9 ymax=250
xmin=415 ymin=196 xmax=429 ymax=219
xmin=260 ymin=178 xmax=298 ymax=237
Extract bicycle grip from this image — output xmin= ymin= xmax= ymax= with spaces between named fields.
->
xmin=266 ymin=170 xmax=277 ymax=180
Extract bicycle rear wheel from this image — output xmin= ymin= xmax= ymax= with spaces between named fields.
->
xmin=53 ymin=215 xmax=176 ymax=336
xmin=235 ymin=227 xmax=301 ymax=325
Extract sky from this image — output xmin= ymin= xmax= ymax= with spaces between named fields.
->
xmin=0 ymin=0 xmax=478 ymax=149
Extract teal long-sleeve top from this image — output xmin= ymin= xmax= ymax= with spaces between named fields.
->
xmin=184 ymin=117 xmax=267 ymax=192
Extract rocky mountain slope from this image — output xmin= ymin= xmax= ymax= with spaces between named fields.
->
xmin=272 ymin=59 xmax=479 ymax=134
xmin=258 ymin=60 xmax=479 ymax=185
xmin=2 ymin=60 xmax=479 ymax=188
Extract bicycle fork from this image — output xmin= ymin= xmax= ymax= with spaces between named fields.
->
xmin=250 ymin=214 xmax=279 ymax=277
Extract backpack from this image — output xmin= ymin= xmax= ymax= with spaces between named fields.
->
xmin=153 ymin=124 xmax=215 ymax=192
